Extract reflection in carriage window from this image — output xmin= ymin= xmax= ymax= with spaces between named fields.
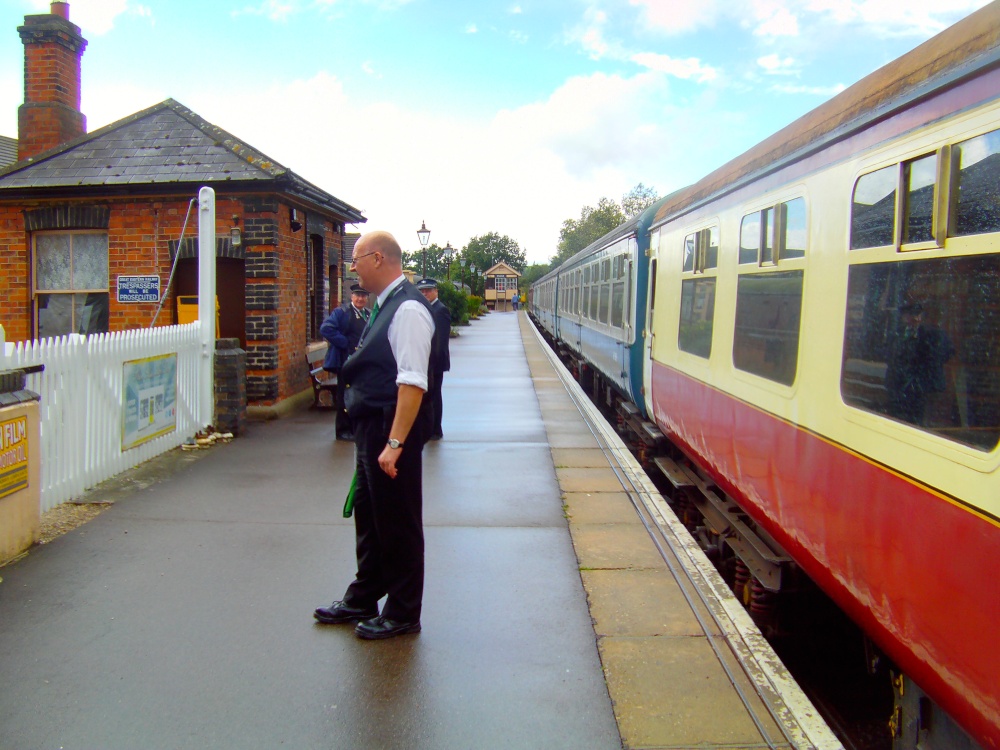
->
xmin=903 ymin=153 xmax=936 ymax=244
xmin=851 ymin=165 xmax=897 ymax=249
xmin=733 ymin=271 xmax=804 ymax=385
xmin=955 ymin=128 xmax=1000 ymax=237
xmin=679 ymin=278 xmax=716 ymax=358
xmin=841 ymin=255 xmax=1000 ymax=451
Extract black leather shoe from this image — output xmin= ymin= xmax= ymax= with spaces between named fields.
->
xmin=336 ymin=431 xmax=354 ymax=441
xmin=354 ymin=615 xmax=421 ymax=640
xmin=314 ymin=600 xmax=377 ymax=625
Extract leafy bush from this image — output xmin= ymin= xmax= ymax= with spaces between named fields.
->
xmin=467 ymin=295 xmax=483 ymax=319
xmin=437 ymin=282 xmax=469 ymax=326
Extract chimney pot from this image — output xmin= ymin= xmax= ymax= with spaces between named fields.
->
xmin=51 ymin=2 xmax=69 ymax=20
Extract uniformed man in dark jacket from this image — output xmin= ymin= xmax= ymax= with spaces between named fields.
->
xmin=319 ymin=284 xmax=370 ymax=440
xmin=314 ymin=231 xmax=434 ymax=640
xmin=415 ymin=277 xmax=451 ymax=440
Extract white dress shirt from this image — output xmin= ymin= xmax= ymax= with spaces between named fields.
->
xmin=376 ymin=275 xmax=434 ymax=391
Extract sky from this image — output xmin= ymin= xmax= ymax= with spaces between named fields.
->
xmin=0 ymin=0 xmax=992 ymax=265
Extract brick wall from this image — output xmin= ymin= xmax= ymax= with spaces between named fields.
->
xmin=0 ymin=194 xmax=348 ymax=407
xmin=0 ymin=206 xmax=30 ymax=341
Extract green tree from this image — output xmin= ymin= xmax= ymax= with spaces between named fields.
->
xmin=519 ymin=263 xmax=551 ymax=289
xmin=551 ymin=197 xmax=625 ymax=266
xmin=462 ymin=232 xmax=526 ymax=273
xmin=402 ymin=243 xmax=455 ymax=280
xmin=621 ymin=183 xmax=658 ymax=218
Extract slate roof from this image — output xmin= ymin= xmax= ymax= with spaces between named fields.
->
xmin=0 ymin=99 xmax=365 ymax=223
xmin=0 ymin=136 xmax=16 ymax=169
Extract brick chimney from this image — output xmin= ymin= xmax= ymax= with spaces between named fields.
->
xmin=17 ymin=1 xmax=87 ymax=162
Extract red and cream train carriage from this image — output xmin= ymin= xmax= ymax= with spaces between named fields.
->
xmin=643 ymin=6 xmax=1000 ymax=749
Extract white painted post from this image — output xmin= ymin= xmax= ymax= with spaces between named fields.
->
xmin=198 ymin=187 xmax=216 ymax=428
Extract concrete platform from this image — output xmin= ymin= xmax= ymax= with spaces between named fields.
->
xmin=0 ymin=311 xmax=840 ymax=750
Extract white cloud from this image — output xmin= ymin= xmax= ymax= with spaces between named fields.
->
xmin=629 ymin=0 xmax=722 ymax=34
xmin=804 ymin=0 xmax=991 ymax=36
xmin=34 ymin=0 xmax=152 ymax=35
xmin=753 ymin=6 xmax=799 ymax=36
xmin=465 ymin=23 xmax=477 ymax=34
xmin=757 ymin=53 xmax=797 ymax=74
xmin=232 ymin=0 xmax=297 ymax=22
xmin=361 ymin=61 xmax=381 ymax=78
xmin=509 ymin=30 xmax=528 ymax=45
xmin=510 ymin=5 xmax=522 ymax=14
xmin=171 ymin=68 xmax=730 ymax=265
xmin=631 ymin=53 xmax=717 ymax=83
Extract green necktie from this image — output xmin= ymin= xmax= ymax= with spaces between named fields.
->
xmin=370 ymin=299 xmax=380 ymax=322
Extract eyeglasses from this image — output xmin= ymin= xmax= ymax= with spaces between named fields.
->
xmin=349 ymin=250 xmax=379 ymax=267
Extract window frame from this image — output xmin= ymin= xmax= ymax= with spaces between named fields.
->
xmin=32 ymin=229 xmax=110 ymax=338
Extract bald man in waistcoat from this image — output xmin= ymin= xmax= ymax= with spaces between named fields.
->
xmin=314 ymin=231 xmax=435 ymax=640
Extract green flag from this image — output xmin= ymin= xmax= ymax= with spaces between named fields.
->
xmin=343 ymin=471 xmax=358 ymax=518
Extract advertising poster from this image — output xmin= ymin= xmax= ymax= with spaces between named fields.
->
xmin=122 ymin=353 xmax=177 ymax=451
xmin=0 ymin=416 xmax=28 ymax=500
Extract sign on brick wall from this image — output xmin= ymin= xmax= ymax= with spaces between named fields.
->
xmin=117 ymin=275 xmax=160 ymax=303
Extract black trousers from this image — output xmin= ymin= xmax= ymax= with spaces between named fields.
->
xmin=343 ymin=411 xmax=425 ymax=622
xmin=429 ymin=370 xmax=444 ymax=437
xmin=334 ymin=373 xmax=352 ymax=435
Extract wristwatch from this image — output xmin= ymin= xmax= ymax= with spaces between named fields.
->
xmin=387 ymin=438 xmax=403 ymax=449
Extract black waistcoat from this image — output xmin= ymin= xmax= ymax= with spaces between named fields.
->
xmin=341 ymin=280 xmax=435 ymax=423
xmin=345 ymin=305 xmax=368 ymax=353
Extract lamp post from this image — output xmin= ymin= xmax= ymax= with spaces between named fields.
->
xmin=469 ymin=264 xmax=477 ymax=296
xmin=459 ymin=256 xmax=466 ymax=291
xmin=444 ymin=242 xmax=455 ymax=281
xmin=417 ymin=220 xmax=431 ymax=279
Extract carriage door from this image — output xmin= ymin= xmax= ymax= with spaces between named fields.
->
xmin=642 ymin=230 xmax=659 ymax=418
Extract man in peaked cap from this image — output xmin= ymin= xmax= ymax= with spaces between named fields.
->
xmin=320 ymin=283 xmax=371 ymax=439
xmin=416 ymin=278 xmax=451 ymax=440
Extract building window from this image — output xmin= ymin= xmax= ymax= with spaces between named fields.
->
xmin=34 ymin=231 xmax=109 ymax=338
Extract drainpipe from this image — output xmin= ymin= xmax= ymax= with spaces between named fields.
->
xmin=198 ymin=187 xmax=216 ymax=428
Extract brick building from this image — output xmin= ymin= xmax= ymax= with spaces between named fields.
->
xmin=0 ymin=2 xmax=365 ymax=409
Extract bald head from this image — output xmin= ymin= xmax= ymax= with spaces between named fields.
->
xmin=351 ymin=230 xmax=404 ymax=295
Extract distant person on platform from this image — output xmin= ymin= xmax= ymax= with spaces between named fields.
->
xmin=320 ymin=283 xmax=371 ymax=440
xmin=416 ymin=277 xmax=451 ymax=440
xmin=314 ymin=231 xmax=435 ymax=640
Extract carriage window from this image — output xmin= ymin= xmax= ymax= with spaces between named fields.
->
xmin=598 ymin=283 xmax=611 ymax=324
xmin=955 ymin=129 xmax=1000 ymax=237
xmin=678 ymin=278 xmax=716 ymax=358
xmin=851 ymin=165 xmax=897 ymax=249
xmin=704 ymin=226 xmax=719 ymax=269
xmin=781 ymin=198 xmax=806 ymax=259
xmin=683 ymin=233 xmax=696 ymax=272
xmin=733 ymin=271 xmax=804 ymax=385
xmin=611 ymin=280 xmax=626 ymax=328
xmin=739 ymin=213 xmax=760 ymax=264
xmin=589 ymin=281 xmax=599 ymax=319
xmin=760 ymin=208 xmax=775 ymax=264
xmin=841 ymin=255 xmax=1000 ymax=451
xmin=903 ymin=153 xmax=936 ymax=244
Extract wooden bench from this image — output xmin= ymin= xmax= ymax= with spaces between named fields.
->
xmin=306 ymin=347 xmax=337 ymax=409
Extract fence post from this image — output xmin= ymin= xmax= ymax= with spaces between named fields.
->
xmin=198 ymin=186 xmax=216 ymax=428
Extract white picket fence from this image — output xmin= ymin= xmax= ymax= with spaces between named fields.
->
xmin=2 ymin=322 xmax=208 ymax=512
